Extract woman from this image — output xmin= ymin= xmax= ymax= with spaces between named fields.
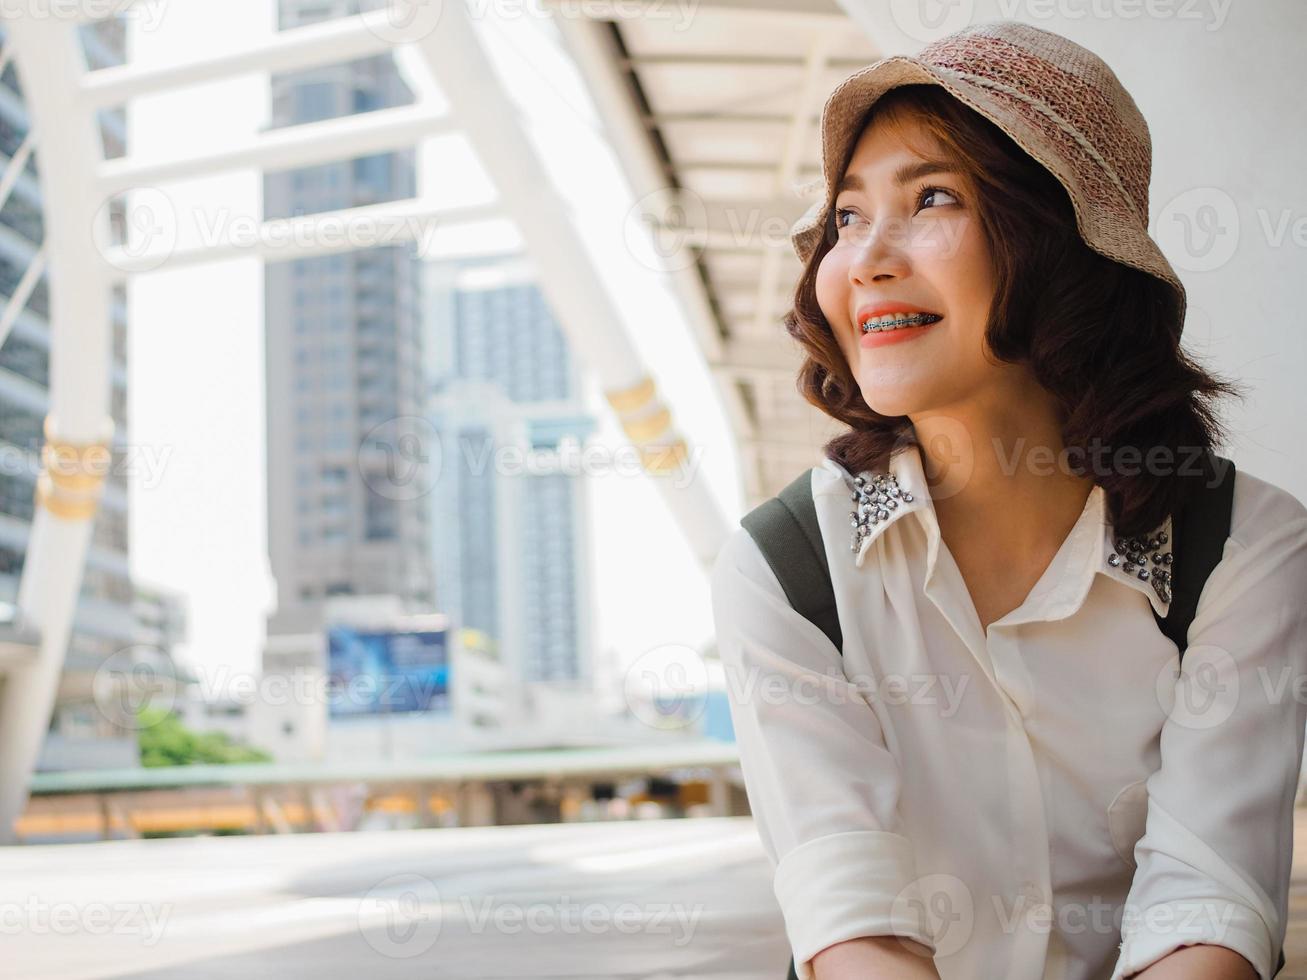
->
xmin=709 ymin=20 xmax=1307 ymax=980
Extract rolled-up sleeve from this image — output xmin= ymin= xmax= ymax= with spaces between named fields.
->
xmin=1110 ymin=515 xmax=1307 ymax=980
xmin=709 ymin=526 xmax=934 ymax=979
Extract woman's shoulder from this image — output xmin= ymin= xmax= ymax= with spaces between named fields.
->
xmin=1229 ymin=463 xmax=1307 ymax=552
xmin=713 ymin=463 xmax=850 ymax=594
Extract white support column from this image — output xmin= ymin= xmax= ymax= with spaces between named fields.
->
xmin=0 ymin=16 xmax=115 ymax=844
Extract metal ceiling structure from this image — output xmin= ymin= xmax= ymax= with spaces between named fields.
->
xmin=547 ymin=0 xmax=881 ymax=509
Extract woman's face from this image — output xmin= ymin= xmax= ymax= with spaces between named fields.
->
xmin=816 ymin=110 xmax=999 ymax=421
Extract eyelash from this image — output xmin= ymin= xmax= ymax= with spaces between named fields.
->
xmin=834 ymin=183 xmax=960 ymax=227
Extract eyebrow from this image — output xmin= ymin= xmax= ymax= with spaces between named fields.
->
xmin=835 ymin=159 xmax=960 ymax=196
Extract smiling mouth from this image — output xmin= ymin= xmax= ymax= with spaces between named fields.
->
xmin=860 ymin=312 xmax=944 ymax=333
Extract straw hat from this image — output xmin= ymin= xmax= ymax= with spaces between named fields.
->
xmin=790 ymin=20 xmax=1187 ymax=325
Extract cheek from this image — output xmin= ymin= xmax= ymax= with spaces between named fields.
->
xmin=918 ymin=216 xmax=992 ymax=300
xmin=814 ymin=251 xmax=848 ymax=325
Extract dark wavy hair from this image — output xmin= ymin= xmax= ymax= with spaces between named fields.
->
xmin=786 ymin=84 xmax=1244 ymax=540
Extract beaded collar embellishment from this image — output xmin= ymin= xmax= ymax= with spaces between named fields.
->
xmin=1107 ymin=529 xmax=1173 ymax=605
xmin=848 ymin=471 xmax=912 ymax=555
xmin=848 ymin=467 xmax=1175 ymax=607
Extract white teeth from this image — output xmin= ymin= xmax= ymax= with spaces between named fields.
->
xmin=861 ymin=313 xmax=940 ymax=332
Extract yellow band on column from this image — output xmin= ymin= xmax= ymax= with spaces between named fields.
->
xmin=603 ymin=375 xmax=655 ymax=415
xmin=639 ymin=439 xmax=689 ymax=474
xmin=620 ymin=405 xmax=671 ymax=443
xmin=34 ymin=473 xmax=103 ymax=521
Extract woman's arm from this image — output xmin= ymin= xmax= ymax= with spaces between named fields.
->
xmin=710 ymin=526 xmax=937 ymax=980
xmin=812 ymin=935 xmax=942 ymax=980
xmin=1108 ymin=506 xmax=1307 ymax=980
xmin=1125 ymin=942 xmax=1257 ymax=979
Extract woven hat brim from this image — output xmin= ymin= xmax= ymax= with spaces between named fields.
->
xmin=790 ymin=56 xmax=1187 ymax=324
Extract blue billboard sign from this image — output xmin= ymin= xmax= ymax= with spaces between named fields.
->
xmin=327 ymin=625 xmax=450 ymax=717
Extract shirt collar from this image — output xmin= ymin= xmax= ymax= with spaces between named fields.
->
xmin=826 ymin=441 xmax=1173 ymax=621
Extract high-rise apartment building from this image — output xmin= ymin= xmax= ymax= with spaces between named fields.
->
xmin=425 ymin=258 xmax=597 ymax=691
xmin=263 ymin=0 xmax=433 ymax=640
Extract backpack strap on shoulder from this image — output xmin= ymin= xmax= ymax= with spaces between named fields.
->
xmin=740 ymin=466 xmax=843 ymax=655
xmin=1153 ymin=450 xmax=1236 ymax=659
xmin=1148 ymin=452 xmax=1278 ymax=978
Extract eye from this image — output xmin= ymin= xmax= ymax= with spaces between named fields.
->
xmin=834 ymin=184 xmax=961 ymax=230
xmin=916 ymin=184 xmax=961 ymax=212
xmin=834 ymin=207 xmax=862 ymax=229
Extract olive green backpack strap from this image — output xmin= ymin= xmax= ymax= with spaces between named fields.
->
xmin=740 ymin=467 xmax=841 ymax=655
xmin=1149 ymin=452 xmax=1280 ymax=975
xmin=1153 ymin=450 xmax=1236 ymax=661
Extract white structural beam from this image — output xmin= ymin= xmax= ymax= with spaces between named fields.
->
xmin=710 ymin=335 xmax=805 ymax=376
xmin=750 ymin=34 xmax=833 ymax=337
xmin=81 ymin=7 xmax=402 ymax=109
xmin=99 ymin=104 xmax=453 ymax=198
xmin=547 ymin=8 xmax=837 ymax=506
xmin=0 ymin=246 xmax=46 ymax=350
xmin=407 ymin=0 xmax=730 ymax=566
xmin=0 ymin=15 xmax=116 ymax=844
xmin=546 ymin=17 xmax=761 ymax=481
xmin=544 ymin=0 xmax=843 ymax=20
xmin=0 ymin=131 xmax=36 ymax=215
xmin=102 ymin=198 xmax=500 ymax=276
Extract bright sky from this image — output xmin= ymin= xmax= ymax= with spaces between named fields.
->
xmin=125 ymin=1 xmax=744 ymax=685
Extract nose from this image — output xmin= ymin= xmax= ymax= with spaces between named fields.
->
xmin=847 ymin=216 xmax=911 ymax=285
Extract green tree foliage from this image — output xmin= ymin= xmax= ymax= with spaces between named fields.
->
xmin=137 ymin=706 xmax=274 ymax=767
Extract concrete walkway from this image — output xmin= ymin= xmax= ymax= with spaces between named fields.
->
xmin=2 ymin=811 xmax=1304 ymax=979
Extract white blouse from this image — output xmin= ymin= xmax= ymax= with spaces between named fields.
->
xmin=710 ymin=439 xmax=1307 ymax=980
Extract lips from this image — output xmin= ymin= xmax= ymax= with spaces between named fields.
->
xmin=854 ymin=302 xmax=941 ymax=324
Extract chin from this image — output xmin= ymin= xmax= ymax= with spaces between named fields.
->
xmin=857 ymin=387 xmax=918 ymax=419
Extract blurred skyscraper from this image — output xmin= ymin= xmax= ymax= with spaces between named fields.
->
xmin=263 ymin=0 xmax=433 ymax=642
xmin=425 ymin=258 xmax=598 ymax=694
xmin=0 ymin=19 xmax=190 ymax=771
